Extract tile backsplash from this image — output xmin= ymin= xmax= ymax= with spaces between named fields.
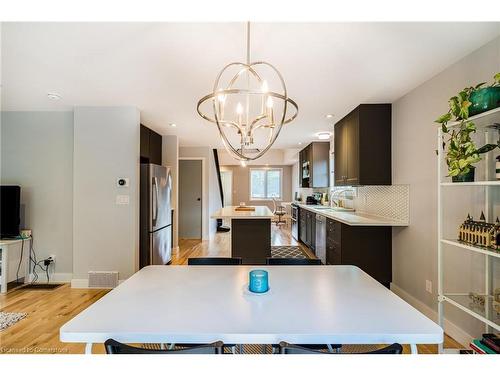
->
xmin=331 ymin=185 xmax=410 ymax=224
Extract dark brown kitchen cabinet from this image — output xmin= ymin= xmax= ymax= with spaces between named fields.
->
xmin=299 ymin=207 xmax=307 ymax=244
xmin=298 ymin=208 xmax=316 ymax=252
xmin=326 ymin=217 xmax=392 ymax=288
xmin=140 ymin=124 xmax=162 ymax=165
xmin=299 ymin=142 xmax=330 ymax=188
xmin=306 ymin=210 xmax=316 ymax=251
xmin=334 ymin=104 xmax=391 ymax=186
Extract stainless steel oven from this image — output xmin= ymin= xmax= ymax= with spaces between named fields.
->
xmin=291 ymin=203 xmax=298 ymax=240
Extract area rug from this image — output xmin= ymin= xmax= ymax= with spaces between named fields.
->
xmin=0 ymin=312 xmax=27 ymax=331
xmin=271 ymin=245 xmax=309 ymax=259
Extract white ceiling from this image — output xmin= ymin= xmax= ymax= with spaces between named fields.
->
xmin=2 ymin=22 xmax=500 ymax=148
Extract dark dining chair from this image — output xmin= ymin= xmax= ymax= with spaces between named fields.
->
xmin=266 ymin=257 xmax=322 ymax=265
xmin=188 ymin=257 xmax=242 ymax=265
xmin=278 ymin=342 xmax=403 ymax=354
xmin=105 ymin=339 xmax=223 ymax=354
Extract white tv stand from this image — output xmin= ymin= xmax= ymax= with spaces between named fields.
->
xmin=0 ymin=237 xmax=31 ymax=294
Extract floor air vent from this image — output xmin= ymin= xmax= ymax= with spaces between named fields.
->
xmin=88 ymin=271 xmax=119 ymax=288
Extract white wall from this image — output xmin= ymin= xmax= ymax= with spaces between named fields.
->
xmin=72 ymin=107 xmax=140 ymax=282
xmin=392 ymin=36 xmax=500 ymax=341
xmin=162 ymin=135 xmax=179 ymax=248
xmin=179 ymin=147 xmax=221 ymax=238
xmin=1 ymin=111 xmax=74 ymax=276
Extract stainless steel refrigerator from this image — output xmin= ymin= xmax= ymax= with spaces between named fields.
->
xmin=140 ymin=164 xmax=172 ymax=268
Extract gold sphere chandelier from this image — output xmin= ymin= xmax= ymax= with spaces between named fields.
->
xmin=197 ymin=22 xmax=298 ymax=161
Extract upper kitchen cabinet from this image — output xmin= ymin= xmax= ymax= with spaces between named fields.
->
xmin=140 ymin=124 xmax=162 ymax=165
xmin=334 ymin=104 xmax=391 ymax=186
xmin=299 ymin=142 xmax=330 ymax=188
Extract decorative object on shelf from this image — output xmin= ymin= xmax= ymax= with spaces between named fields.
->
xmin=494 ymin=288 xmax=500 ymax=317
xmin=248 ymin=269 xmax=269 ymax=293
xmin=469 ymin=74 xmax=500 ymax=116
xmin=497 ymin=155 xmax=500 ymax=180
xmin=458 ymin=212 xmax=500 ymax=249
xmin=435 ymin=73 xmax=500 ymax=181
xmin=469 ymin=292 xmax=485 ymax=310
xmin=197 ymin=22 xmax=298 ymax=162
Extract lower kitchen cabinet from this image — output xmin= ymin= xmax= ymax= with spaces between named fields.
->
xmin=298 ymin=207 xmax=316 ymax=253
xmin=299 ymin=207 xmax=307 ymax=245
xmin=326 ymin=218 xmax=392 ymax=288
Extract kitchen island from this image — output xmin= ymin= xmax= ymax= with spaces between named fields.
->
xmin=211 ymin=206 xmax=274 ymax=264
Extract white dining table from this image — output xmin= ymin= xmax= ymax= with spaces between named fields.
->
xmin=60 ymin=265 xmax=443 ymax=354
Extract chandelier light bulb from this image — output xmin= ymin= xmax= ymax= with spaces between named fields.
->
xmin=261 ymin=80 xmax=268 ymax=93
xmin=236 ymin=102 xmax=244 ymax=114
xmin=217 ymin=94 xmax=226 ymax=103
xmin=266 ymin=96 xmax=274 ymax=109
xmin=240 ymin=160 xmax=247 ymax=167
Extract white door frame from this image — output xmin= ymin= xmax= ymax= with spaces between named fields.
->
xmin=178 ymin=157 xmax=207 ymax=240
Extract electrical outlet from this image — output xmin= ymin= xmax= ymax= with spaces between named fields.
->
xmin=48 ymin=254 xmax=56 ymax=263
xmin=426 ymin=280 xmax=432 ymax=294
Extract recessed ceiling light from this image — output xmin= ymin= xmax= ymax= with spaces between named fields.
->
xmin=47 ymin=92 xmax=61 ymax=100
xmin=169 ymin=123 xmax=177 ymax=127
xmin=317 ymin=132 xmax=331 ymax=140
xmin=325 ymin=114 xmax=334 ymax=119
xmin=298 ymin=142 xmax=302 ymax=145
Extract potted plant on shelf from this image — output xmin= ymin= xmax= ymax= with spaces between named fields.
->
xmin=435 ymin=73 xmax=500 ymax=182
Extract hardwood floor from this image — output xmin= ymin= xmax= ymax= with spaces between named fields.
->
xmin=1 ymin=224 xmax=461 ymax=354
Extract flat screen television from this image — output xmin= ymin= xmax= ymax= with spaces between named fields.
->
xmin=0 ymin=185 xmax=21 ymax=238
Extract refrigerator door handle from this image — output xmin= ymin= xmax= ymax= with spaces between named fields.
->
xmin=152 ymin=177 xmax=159 ymax=227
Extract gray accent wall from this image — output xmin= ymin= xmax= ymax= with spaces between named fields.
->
xmin=1 ymin=111 xmax=74 ymax=274
xmin=392 ymin=36 xmax=500 ymax=341
xmin=72 ymin=107 xmax=140 ymax=281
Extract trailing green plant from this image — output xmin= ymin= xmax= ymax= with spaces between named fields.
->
xmin=435 ymin=72 xmax=500 ymax=177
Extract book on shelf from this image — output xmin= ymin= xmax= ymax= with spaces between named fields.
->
xmin=470 ymin=339 xmax=497 ymax=354
xmin=481 ymin=334 xmax=500 ymax=353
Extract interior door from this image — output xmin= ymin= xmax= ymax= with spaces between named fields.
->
xmin=179 ymin=159 xmax=203 ymax=239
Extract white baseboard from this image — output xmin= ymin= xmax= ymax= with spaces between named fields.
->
xmin=28 ymin=272 xmax=72 ymax=283
xmin=71 ymin=278 xmax=126 ymax=289
xmin=390 ymin=283 xmax=473 ymax=348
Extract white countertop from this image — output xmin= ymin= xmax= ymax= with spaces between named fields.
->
xmin=295 ymin=203 xmax=408 ymax=227
xmin=60 ymin=265 xmax=442 ymax=349
xmin=211 ymin=205 xmax=274 ymax=219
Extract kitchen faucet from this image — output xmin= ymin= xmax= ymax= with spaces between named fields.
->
xmin=330 ymin=188 xmax=353 ymax=208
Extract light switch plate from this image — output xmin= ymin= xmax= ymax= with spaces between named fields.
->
xmin=116 ymin=195 xmax=130 ymax=205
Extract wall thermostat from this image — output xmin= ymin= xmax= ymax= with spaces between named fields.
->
xmin=117 ymin=178 xmax=129 ymax=187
